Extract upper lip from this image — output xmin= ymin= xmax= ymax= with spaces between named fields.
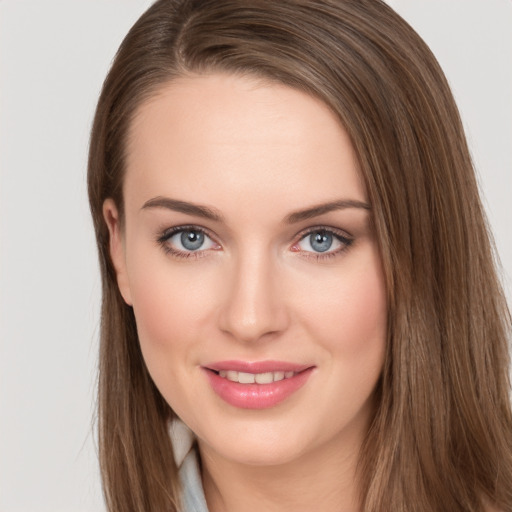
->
xmin=203 ymin=360 xmax=313 ymax=373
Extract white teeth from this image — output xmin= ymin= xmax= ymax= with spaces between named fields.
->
xmin=273 ymin=371 xmax=285 ymax=382
xmin=226 ymin=370 xmax=238 ymax=382
xmin=238 ymin=372 xmax=255 ymax=384
xmin=255 ymin=372 xmax=273 ymax=384
xmin=216 ymin=370 xmax=297 ymax=383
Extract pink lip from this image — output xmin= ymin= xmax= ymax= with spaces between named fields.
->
xmin=203 ymin=360 xmax=314 ymax=410
xmin=204 ymin=360 xmax=311 ymax=373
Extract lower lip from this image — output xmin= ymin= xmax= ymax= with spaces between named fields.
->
xmin=204 ymin=368 xmax=314 ymax=409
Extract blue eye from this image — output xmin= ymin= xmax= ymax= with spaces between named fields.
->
xmin=296 ymin=229 xmax=352 ymax=255
xmin=180 ymin=230 xmax=205 ymax=251
xmin=158 ymin=227 xmax=219 ymax=256
xmin=309 ymin=231 xmax=333 ymax=252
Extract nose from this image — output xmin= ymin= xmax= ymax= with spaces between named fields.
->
xmin=217 ymin=250 xmax=289 ymax=343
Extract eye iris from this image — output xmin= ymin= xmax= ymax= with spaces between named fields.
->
xmin=310 ymin=231 xmax=333 ymax=252
xmin=181 ymin=230 xmax=204 ymax=251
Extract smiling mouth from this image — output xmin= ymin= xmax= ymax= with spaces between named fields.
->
xmin=204 ymin=364 xmax=314 ymax=409
xmin=211 ymin=369 xmax=298 ymax=384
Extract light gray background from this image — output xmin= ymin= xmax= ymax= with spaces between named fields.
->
xmin=1 ymin=1 xmax=510 ymax=511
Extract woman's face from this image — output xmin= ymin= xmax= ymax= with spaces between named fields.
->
xmin=105 ymin=74 xmax=387 ymax=466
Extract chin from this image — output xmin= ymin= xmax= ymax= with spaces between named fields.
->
xmin=206 ymin=440 xmax=306 ymax=467
xmin=195 ymin=417 xmax=330 ymax=468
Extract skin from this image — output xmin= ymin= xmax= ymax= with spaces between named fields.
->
xmin=104 ymin=73 xmax=387 ymax=512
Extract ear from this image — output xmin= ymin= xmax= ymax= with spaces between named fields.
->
xmin=102 ymin=199 xmax=133 ymax=306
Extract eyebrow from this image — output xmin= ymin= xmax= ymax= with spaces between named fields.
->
xmin=285 ymin=199 xmax=371 ymax=223
xmin=141 ymin=196 xmax=370 ymax=224
xmin=141 ymin=196 xmax=224 ymax=222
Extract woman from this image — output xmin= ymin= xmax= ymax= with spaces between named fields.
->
xmin=87 ymin=1 xmax=512 ymax=511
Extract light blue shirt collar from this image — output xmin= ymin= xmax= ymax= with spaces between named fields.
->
xmin=170 ymin=420 xmax=209 ymax=512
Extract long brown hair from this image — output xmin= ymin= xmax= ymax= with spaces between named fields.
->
xmin=87 ymin=1 xmax=512 ymax=510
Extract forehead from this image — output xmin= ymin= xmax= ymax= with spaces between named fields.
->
xmin=124 ymin=73 xmax=366 ymax=215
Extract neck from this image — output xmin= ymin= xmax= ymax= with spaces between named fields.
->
xmin=199 ymin=429 xmax=364 ymax=512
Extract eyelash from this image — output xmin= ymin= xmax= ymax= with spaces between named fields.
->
xmin=292 ymin=226 xmax=354 ymax=261
xmin=156 ymin=225 xmax=217 ymax=260
xmin=156 ymin=225 xmax=354 ymax=261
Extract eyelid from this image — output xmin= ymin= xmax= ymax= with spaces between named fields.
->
xmin=156 ymin=223 xmax=354 ymax=261
xmin=157 ymin=224 xmax=213 ymax=240
xmin=294 ymin=224 xmax=353 ymax=241
xmin=291 ymin=225 xmax=354 ymax=259
xmin=156 ymin=224 xmax=221 ymax=258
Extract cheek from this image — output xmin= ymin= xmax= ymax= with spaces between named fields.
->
xmin=125 ymin=255 xmax=221 ymax=413
xmin=299 ymin=249 xmax=387 ymax=366
xmin=124 ymin=239 xmax=218 ymax=368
